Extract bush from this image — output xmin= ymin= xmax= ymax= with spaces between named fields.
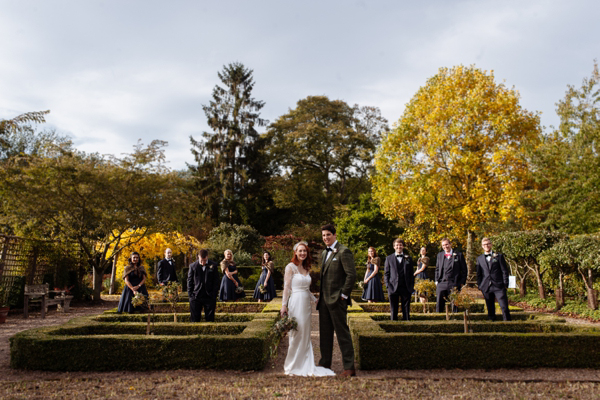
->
xmin=208 ymin=223 xmax=265 ymax=259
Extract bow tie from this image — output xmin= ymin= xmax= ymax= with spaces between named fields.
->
xmin=485 ymin=253 xmax=492 ymax=257
xmin=396 ymin=254 xmax=403 ymax=257
xmin=325 ymin=247 xmax=333 ymax=252
xmin=445 ymin=253 xmax=452 ymax=258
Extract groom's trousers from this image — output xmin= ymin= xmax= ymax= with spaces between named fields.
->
xmin=318 ymin=300 xmax=355 ymax=370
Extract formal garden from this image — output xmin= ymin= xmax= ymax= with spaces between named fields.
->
xmin=1 ymin=60 xmax=600 ymax=397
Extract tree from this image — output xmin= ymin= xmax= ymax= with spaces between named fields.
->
xmin=492 ymin=231 xmax=565 ymax=298
xmin=266 ymin=96 xmax=388 ymax=224
xmin=335 ymin=193 xmax=404 ymax=258
xmin=0 ymin=110 xmax=50 ymax=151
xmin=189 ymin=62 xmax=269 ymax=227
xmin=0 ymin=140 xmax=181 ymax=301
xmin=527 ymin=62 xmax=600 ymax=234
xmin=372 ymin=65 xmax=541 ymax=278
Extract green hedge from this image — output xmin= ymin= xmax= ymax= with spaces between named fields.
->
xmin=104 ymin=302 xmax=267 ymax=314
xmin=368 ymin=312 xmax=559 ymax=322
xmin=10 ymin=313 xmax=279 ymax=371
xmin=93 ymin=313 xmax=255 ymax=323
xmin=348 ymin=313 xmax=600 ymax=369
xmin=378 ymin=321 xmax=584 ymax=334
xmin=51 ymin=322 xmax=246 ymax=336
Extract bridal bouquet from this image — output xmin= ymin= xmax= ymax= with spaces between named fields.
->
xmin=274 ymin=315 xmax=298 ymax=336
xmin=131 ymin=291 xmax=147 ymax=308
xmin=259 ymin=284 xmax=267 ymax=294
xmin=235 ymin=285 xmax=245 ymax=294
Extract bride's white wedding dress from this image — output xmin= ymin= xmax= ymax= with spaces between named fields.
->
xmin=282 ymin=262 xmax=335 ymax=376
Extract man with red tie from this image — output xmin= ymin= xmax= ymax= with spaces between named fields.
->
xmin=434 ymin=238 xmax=467 ymax=313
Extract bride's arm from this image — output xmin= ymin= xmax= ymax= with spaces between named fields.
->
xmin=280 ymin=264 xmax=293 ymax=317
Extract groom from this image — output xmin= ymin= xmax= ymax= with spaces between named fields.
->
xmin=316 ymin=223 xmax=357 ymax=377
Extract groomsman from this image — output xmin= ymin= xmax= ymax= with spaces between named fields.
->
xmin=187 ymin=249 xmax=220 ymax=322
xmin=384 ymin=238 xmax=414 ymax=321
xmin=157 ymin=248 xmax=178 ymax=286
xmin=435 ymin=238 xmax=468 ymax=312
xmin=476 ymin=237 xmax=512 ymax=321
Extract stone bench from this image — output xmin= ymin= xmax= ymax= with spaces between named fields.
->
xmin=24 ymin=283 xmax=73 ymax=319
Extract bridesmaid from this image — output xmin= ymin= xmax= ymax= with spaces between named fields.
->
xmin=253 ymin=251 xmax=277 ymax=302
xmin=414 ymin=247 xmax=430 ymax=306
xmin=362 ymin=247 xmax=385 ymax=303
xmin=219 ymin=249 xmax=245 ymax=301
xmin=117 ymin=252 xmax=149 ymax=313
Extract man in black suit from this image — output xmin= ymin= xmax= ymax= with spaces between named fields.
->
xmin=384 ymin=238 xmax=414 ymax=321
xmin=187 ymin=249 xmax=220 ymax=322
xmin=157 ymin=248 xmax=178 ymax=286
xmin=435 ymin=238 xmax=468 ymax=313
xmin=476 ymin=237 xmax=511 ymax=321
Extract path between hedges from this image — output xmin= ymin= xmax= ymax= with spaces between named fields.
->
xmin=1 ymin=299 xmax=600 ymax=388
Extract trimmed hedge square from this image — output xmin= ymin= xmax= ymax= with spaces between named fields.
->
xmin=348 ymin=313 xmax=600 ymax=369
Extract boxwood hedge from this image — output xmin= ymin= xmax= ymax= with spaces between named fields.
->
xmin=348 ymin=313 xmax=600 ymax=369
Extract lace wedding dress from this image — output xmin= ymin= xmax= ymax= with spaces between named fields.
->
xmin=282 ymin=262 xmax=335 ymax=376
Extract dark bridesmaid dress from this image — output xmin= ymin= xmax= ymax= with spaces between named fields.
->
xmin=219 ymin=262 xmax=245 ymax=301
xmin=362 ymin=262 xmax=385 ymax=302
xmin=253 ymin=263 xmax=277 ymax=301
xmin=117 ymin=268 xmax=149 ymax=313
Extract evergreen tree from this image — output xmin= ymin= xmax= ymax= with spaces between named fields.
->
xmin=189 ymin=62 xmax=269 ymax=227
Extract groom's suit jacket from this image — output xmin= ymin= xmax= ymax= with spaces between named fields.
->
xmin=434 ymin=251 xmax=468 ymax=289
xmin=316 ymin=242 xmax=356 ymax=309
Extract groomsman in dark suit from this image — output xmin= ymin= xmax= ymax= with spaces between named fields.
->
xmin=157 ymin=248 xmax=178 ymax=286
xmin=435 ymin=238 xmax=468 ymax=312
xmin=476 ymin=237 xmax=511 ymax=321
xmin=187 ymin=249 xmax=220 ymax=322
xmin=384 ymin=238 xmax=414 ymax=321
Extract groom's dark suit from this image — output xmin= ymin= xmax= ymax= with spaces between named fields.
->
xmin=384 ymin=252 xmax=414 ymax=320
xmin=476 ymin=252 xmax=511 ymax=321
xmin=316 ymin=242 xmax=356 ymax=371
xmin=435 ymin=250 xmax=467 ymax=312
xmin=157 ymin=257 xmax=178 ymax=285
xmin=187 ymin=259 xmax=220 ymax=322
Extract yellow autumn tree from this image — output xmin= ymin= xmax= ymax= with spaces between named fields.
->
xmin=372 ymin=65 xmax=541 ymax=276
xmin=107 ymin=230 xmax=202 ymax=289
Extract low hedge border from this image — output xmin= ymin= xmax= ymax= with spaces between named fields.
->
xmin=93 ymin=313 xmax=255 ymax=323
xmin=358 ymin=302 xmax=523 ymax=314
xmin=51 ymin=321 xmax=246 ymax=336
xmin=348 ymin=313 xmax=600 ymax=369
xmin=104 ymin=302 xmax=268 ymax=314
xmin=10 ymin=313 xmax=280 ymax=371
xmin=368 ymin=312 xmax=558 ymax=322
xmin=378 ymin=321 xmax=593 ymax=334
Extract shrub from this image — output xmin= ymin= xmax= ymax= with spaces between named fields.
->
xmin=208 ymin=223 xmax=265 ymax=259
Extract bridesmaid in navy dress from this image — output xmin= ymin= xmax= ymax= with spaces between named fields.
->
xmin=117 ymin=252 xmax=149 ymax=313
xmin=219 ymin=249 xmax=245 ymax=301
xmin=362 ymin=247 xmax=385 ymax=303
xmin=253 ymin=251 xmax=277 ymax=302
xmin=414 ymin=247 xmax=430 ymax=306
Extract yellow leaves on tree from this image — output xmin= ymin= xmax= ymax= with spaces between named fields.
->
xmin=108 ymin=230 xmax=202 ymax=286
xmin=372 ymin=65 xmax=541 ymax=247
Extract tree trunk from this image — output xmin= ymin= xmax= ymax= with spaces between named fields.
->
xmin=556 ymin=271 xmax=564 ymax=310
xmin=109 ymin=254 xmax=118 ymax=295
xmin=519 ymin=277 xmax=527 ymax=297
xmin=466 ymin=230 xmax=476 ymax=285
xmin=92 ymin=266 xmax=104 ymax=302
xmin=534 ymin=269 xmax=545 ymax=299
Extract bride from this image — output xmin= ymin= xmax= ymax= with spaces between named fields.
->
xmin=280 ymin=241 xmax=335 ymax=376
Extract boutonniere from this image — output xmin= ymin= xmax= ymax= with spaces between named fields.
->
xmin=491 ymin=252 xmax=498 ymax=261
xmin=453 ymin=252 xmax=458 ymax=262
xmin=333 ymin=248 xmax=338 ymax=254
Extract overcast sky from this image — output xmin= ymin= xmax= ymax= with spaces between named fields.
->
xmin=1 ymin=0 xmax=598 ymax=170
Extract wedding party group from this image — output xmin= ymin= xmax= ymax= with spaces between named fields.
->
xmin=116 ymin=223 xmax=512 ymax=377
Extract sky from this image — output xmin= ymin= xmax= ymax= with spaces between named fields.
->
xmin=1 ymin=0 xmax=599 ymax=171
